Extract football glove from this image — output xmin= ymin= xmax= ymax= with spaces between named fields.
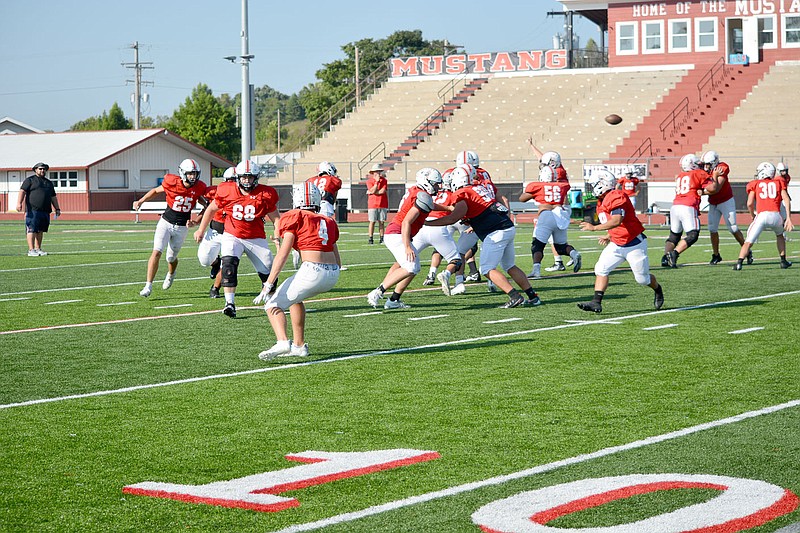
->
xmin=252 ymin=282 xmax=276 ymax=305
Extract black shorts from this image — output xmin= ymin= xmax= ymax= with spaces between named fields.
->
xmin=25 ymin=210 xmax=51 ymax=233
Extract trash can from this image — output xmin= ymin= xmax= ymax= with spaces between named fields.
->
xmin=336 ymin=199 xmax=348 ymax=223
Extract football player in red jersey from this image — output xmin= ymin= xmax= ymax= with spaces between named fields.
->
xmin=307 ymin=162 xmax=343 ymax=219
xmin=663 ymin=154 xmax=708 ymax=268
xmin=519 ymin=165 xmax=582 ymax=279
xmin=578 ymin=169 xmax=664 ymax=313
xmin=257 ymin=182 xmax=341 ymax=360
xmin=776 ymin=162 xmax=792 ymax=220
xmin=733 ymin=162 xmax=793 ymax=270
xmin=134 ymin=158 xmax=208 ymax=298
xmin=427 ymin=166 xmax=541 ymax=309
xmin=700 ymin=150 xmax=748 ymax=265
xmin=366 ymin=168 xmax=444 ymax=310
xmin=193 ymin=160 xmax=280 ymax=318
xmin=197 ymin=166 xmax=237 ymax=298
xmin=616 ymin=167 xmax=640 ymax=210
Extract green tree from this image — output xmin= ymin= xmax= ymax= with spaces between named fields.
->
xmin=165 ymin=84 xmax=239 ymax=162
xmin=70 ymin=102 xmax=133 ymax=131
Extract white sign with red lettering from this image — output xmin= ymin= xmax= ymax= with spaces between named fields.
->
xmin=472 ymin=473 xmax=798 ymax=532
xmin=123 ymin=449 xmax=440 ymax=512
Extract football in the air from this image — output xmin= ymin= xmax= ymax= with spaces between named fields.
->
xmin=605 ymin=113 xmax=623 ymax=125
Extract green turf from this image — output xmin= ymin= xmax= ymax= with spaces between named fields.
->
xmin=0 ymin=219 xmax=798 ymax=532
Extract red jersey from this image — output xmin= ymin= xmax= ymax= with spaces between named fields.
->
xmin=277 ymin=209 xmax=339 ymax=252
xmin=704 ymin=162 xmax=734 ymax=205
xmin=523 ymin=181 xmax=570 ymax=206
xmin=307 ymin=174 xmax=343 ymax=203
xmin=776 ymin=172 xmax=791 ymax=188
xmin=597 ymin=190 xmax=645 ymax=246
xmin=452 ymin=185 xmax=513 ymax=240
xmin=474 ymin=167 xmax=499 ymax=199
xmin=214 ymin=181 xmax=279 ymax=239
xmin=672 ymin=169 xmax=707 ymax=210
xmin=618 ymin=176 xmax=640 ymax=197
xmin=555 ymin=166 xmax=569 ymax=182
xmin=365 ymin=175 xmax=389 ymax=209
xmin=427 ymin=189 xmax=456 ymax=220
xmin=204 ymin=185 xmax=226 ymax=225
xmin=747 ymin=178 xmax=787 ymax=213
xmin=160 ymin=173 xmax=208 ymax=226
xmin=385 ymin=186 xmax=433 ymax=237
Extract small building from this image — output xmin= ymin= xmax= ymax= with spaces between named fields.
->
xmin=0 ymin=116 xmax=45 ymax=135
xmin=561 ymin=0 xmax=800 ymax=66
xmin=0 ymin=129 xmax=231 ymax=213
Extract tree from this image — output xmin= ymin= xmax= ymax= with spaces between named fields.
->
xmin=70 ymin=102 xmax=132 ymax=131
xmin=164 ymin=84 xmax=239 ymax=162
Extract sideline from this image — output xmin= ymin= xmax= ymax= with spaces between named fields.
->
xmin=2 ymin=289 xmax=798 ymax=410
xmin=271 ymin=399 xmax=800 ymax=533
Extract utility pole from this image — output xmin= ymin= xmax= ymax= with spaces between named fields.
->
xmin=355 ymin=46 xmax=360 ymax=104
xmin=547 ymin=10 xmax=575 ymax=69
xmin=277 ymin=108 xmax=281 ymax=152
xmin=226 ymin=0 xmax=254 ymax=162
xmin=122 ymin=41 xmax=154 ymax=129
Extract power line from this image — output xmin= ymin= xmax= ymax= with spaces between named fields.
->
xmin=121 ymin=41 xmax=154 ymax=129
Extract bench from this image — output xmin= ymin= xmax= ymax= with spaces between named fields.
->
xmin=131 ymin=201 xmax=203 ymax=223
xmin=645 ymin=201 xmax=673 ymax=226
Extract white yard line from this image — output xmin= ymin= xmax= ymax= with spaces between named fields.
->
xmin=44 ymin=299 xmax=83 ymax=305
xmin=2 ymin=289 xmax=798 ymax=410
xmin=483 ymin=318 xmax=523 ymax=324
xmin=0 ymin=259 xmax=147 ymax=273
xmin=270 ymin=399 xmax=800 ymax=533
xmin=643 ymin=323 xmax=678 ymax=330
xmin=729 ymin=327 xmax=765 ymax=334
xmin=408 ymin=315 xmax=449 ymax=321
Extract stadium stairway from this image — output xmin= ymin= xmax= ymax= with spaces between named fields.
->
xmin=380 ymin=77 xmax=490 ymax=171
xmin=610 ymin=58 xmax=776 ymax=178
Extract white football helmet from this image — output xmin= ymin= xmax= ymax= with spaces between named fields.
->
xmin=292 ymin=182 xmax=322 ymax=211
xmin=777 ymin=162 xmax=788 ymax=172
xmin=450 ymin=166 xmax=471 ymax=191
xmin=623 ymin=166 xmax=634 ymax=176
xmin=701 ymin=150 xmax=719 ymax=171
xmin=441 ymin=169 xmax=453 ymax=192
xmin=589 ymin=169 xmax=617 ymax=197
xmin=540 ymin=151 xmax=561 ymax=169
xmin=317 ymin=161 xmax=338 ymax=177
xmin=680 ymin=153 xmax=700 ymax=172
xmin=222 ymin=166 xmax=237 ymax=181
xmin=179 ymin=158 xmax=201 ymax=184
xmin=456 ymin=150 xmax=480 ymax=167
xmin=415 ymin=167 xmax=442 ymax=195
xmin=456 ymin=163 xmax=477 ymax=183
xmin=235 ymin=160 xmax=261 ymax=191
xmin=756 ymin=162 xmax=776 ymax=180
xmin=539 ymin=166 xmax=556 ymax=183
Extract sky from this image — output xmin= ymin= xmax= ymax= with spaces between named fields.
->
xmin=0 ymin=0 xmax=599 ymax=132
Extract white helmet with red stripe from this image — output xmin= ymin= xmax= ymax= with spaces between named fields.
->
xmin=756 ymin=162 xmax=776 ymax=180
xmin=680 ymin=153 xmax=700 ymax=172
xmin=450 ymin=166 xmax=472 ymax=191
xmin=415 ymin=167 xmax=442 ymax=195
xmin=456 ymin=163 xmax=477 ymax=183
xmin=540 ymin=151 xmax=561 ymax=169
xmin=292 ymin=182 xmax=322 ymax=211
xmin=701 ymin=150 xmax=719 ymax=172
xmin=235 ymin=159 xmax=261 ymax=191
xmin=178 ymin=158 xmax=201 ymax=185
xmin=317 ymin=161 xmax=338 ymax=177
xmin=455 ymin=150 xmax=480 ymax=167
xmin=589 ymin=168 xmax=616 ymax=197
xmin=222 ymin=166 xmax=237 ymax=181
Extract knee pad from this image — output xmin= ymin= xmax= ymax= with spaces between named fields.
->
xmin=448 ymin=257 xmax=463 ymax=271
xmin=530 ymin=239 xmax=547 ymax=256
xmin=221 ymin=256 xmax=240 ymax=288
xmin=684 ymin=230 xmax=700 ymax=248
xmin=729 ymin=225 xmax=739 ymax=234
xmin=666 ymin=231 xmax=682 ymax=246
xmin=166 ymin=250 xmax=178 ymax=263
xmin=553 ymin=242 xmax=570 ymax=256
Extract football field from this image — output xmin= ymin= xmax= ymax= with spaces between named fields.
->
xmin=1 ymin=219 xmax=799 ymax=532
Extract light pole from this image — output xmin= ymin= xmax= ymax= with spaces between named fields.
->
xmin=224 ymin=0 xmax=254 ymax=162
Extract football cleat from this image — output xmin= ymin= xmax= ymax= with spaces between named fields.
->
xmin=746 ymin=250 xmax=754 ymax=265
xmin=209 ymin=286 xmax=220 ymax=298
xmin=487 ymin=281 xmax=498 ymax=292
xmin=667 ymin=250 xmax=679 ymax=268
xmin=523 ymin=295 xmax=542 ymax=306
xmin=781 ymin=258 xmax=792 ymax=269
xmin=223 ymin=303 xmax=237 ymax=318
xmin=709 ymin=254 xmax=723 ymax=265
xmin=527 ymin=270 xmax=542 ymax=279
xmin=35 ymin=249 xmax=48 ymax=256
xmin=545 ymin=262 xmax=565 ymax=272
xmin=384 ymin=299 xmax=410 ymax=310
xmin=500 ymin=294 xmax=525 ymax=309
xmin=465 ymin=272 xmax=481 ymax=282
xmin=565 ymin=258 xmax=575 ymax=267
xmin=577 ymin=301 xmax=603 ymax=313
xmin=367 ymin=288 xmax=383 ymax=308
xmin=139 ymin=286 xmax=151 ymax=298
xmin=162 ymin=276 xmax=174 ymax=290
xmin=379 ymin=237 xmax=384 ymax=244
xmin=422 ymin=273 xmax=436 ymax=286
xmin=451 ymin=283 xmax=467 ymax=295
xmin=27 ymin=249 xmax=39 ymax=257
xmin=732 ymin=262 xmax=743 ymax=271
xmin=572 ymin=253 xmax=582 ymax=273
xmin=437 ymin=271 xmax=451 ymax=296
xmin=368 ymin=237 xmax=374 ymax=245
xmin=258 ymin=340 xmax=291 ymax=361
xmin=654 ymin=287 xmax=664 ymax=310
xmin=289 ymin=343 xmax=310 ymax=357
xmin=661 ymin=254 xmax=670 ymax=268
